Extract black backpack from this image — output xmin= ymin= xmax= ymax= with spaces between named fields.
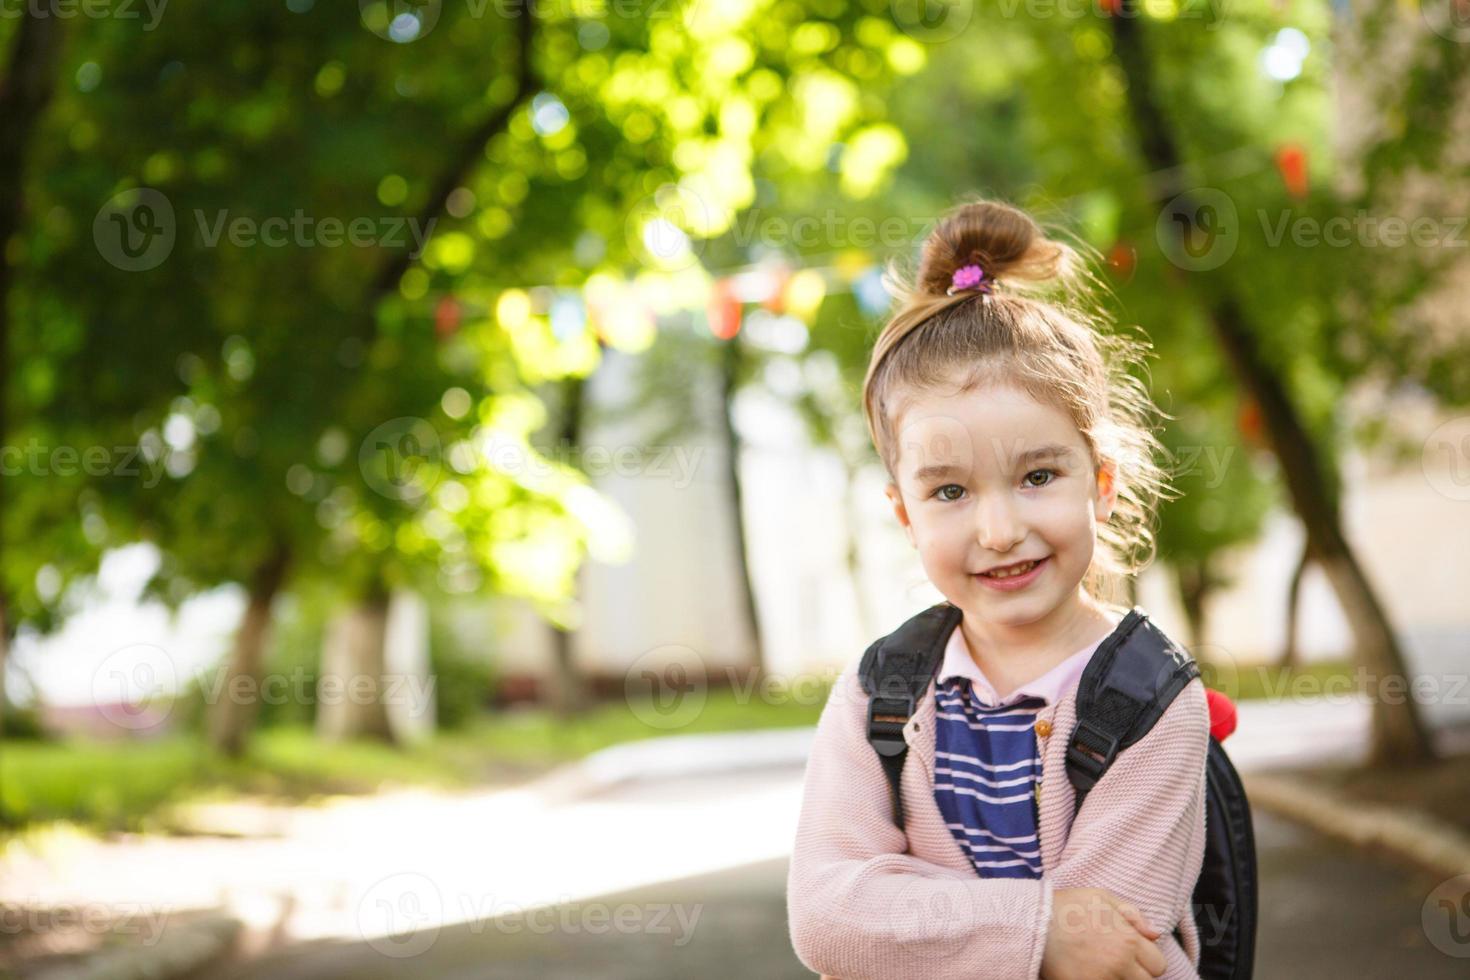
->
xmin=859 ymin=601 xmax=1257 ymax=980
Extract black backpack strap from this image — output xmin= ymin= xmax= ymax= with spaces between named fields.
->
xmin=859 ymin=601 xmax=964 ymax=828
xmin=1067 ymin=606 xmax=1201 ymax=810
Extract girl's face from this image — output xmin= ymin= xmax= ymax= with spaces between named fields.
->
xmin=883 ymin=380 xmax=1117 ymax=634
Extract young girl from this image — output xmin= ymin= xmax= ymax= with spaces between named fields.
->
xmin=786 ymin=200 xmax=1209 ymax=980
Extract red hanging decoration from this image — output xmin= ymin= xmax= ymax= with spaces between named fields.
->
xmin=1107 ymin=239 xmax=1136 ymax=284
xmin=435 ymin=296 xmax=462 ymax=338
xmin=761 ymin=264 xmax=791 ymax=315
xmin=1237 ymin=398 xmax=1265 ymax=448
xmin=1275 ymin=143 xmax=1309 ymax=200
xmin=707 ymin=278 xmax=742 ymax=340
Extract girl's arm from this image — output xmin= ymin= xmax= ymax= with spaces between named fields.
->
xmin=786 ymin=662 xmax=1053 ymax=980
xmin=1043 ymin=676 xmax=1212 ymax=980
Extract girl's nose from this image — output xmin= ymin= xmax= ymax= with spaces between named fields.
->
xmin=974 ymin=493 xmax=1024 ymax=552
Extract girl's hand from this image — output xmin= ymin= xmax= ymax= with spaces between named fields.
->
xmin=1041 ymin=887 xmax=1166 ymax=980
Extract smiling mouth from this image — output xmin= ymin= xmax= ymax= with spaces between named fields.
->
xmin=977 ymin=556 xmax=1048 ymax=579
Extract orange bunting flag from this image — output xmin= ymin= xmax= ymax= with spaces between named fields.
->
xmin=707 ymin=278 xmax=742 ymax=340
xmin=1237 ymin=398 xmax=1265 ymax=448
xmin=1275 ymin=143 xmax=1309 ymax=200
xmin=435 ymin=296 xmax=461 ymax=338
xmin=1107 ymin=240 xmax=1136 ymax=284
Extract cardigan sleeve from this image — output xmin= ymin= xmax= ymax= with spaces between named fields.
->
xmin=786 ymin=661 xmax=1053 ymax=980
xmin=1045 ymin=676 xmax=1211 ymax=980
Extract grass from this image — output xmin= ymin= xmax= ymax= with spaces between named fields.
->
xmin=0 ymin=681 xmax=831 ymax=837
xmin=1199 ymin=658 xmax=1358 ymax=702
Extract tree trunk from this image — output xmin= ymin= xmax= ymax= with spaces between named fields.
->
xmin=0 ymin=596 xmax=10 ymax=828
xmin=1109 ymin=12 xmax=1434 ymax=765
xmin=317 ymin=577 xmax=395 ymax=743
xmin=207 ymin=543 xmax=291 ymax=757
xmin=0 ymin=6 xmax=65 ymax=821
xmin=838 ymin=451 xmax=874 ymax=644
xmin=547 ymin=373 xmax=588 ymax=717
xmin=1174 ymin=558 xmax=1208 ymax=654
xmin=716 ymin=333 xmax=766 ymax=682
xmin=1280 ymin=542 xmax=1310 ymax=670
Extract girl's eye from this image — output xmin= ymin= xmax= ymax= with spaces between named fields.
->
xmin=930 ymin=469 xmax=1058 ymax=501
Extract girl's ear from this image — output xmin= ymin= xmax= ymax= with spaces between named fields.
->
xmin=883 ymin=481 xmax=917 ymax=549
xmin=1094 ymin=459 xmax=1118 ymax=523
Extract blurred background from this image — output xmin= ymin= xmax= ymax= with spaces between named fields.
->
xmin=1 ymin=0 xmax=1469 ymax=977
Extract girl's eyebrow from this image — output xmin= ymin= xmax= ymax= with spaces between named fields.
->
xmin=1011 ymin=444 xmax=1077 ymax=467
xmin=909 ymin=444 xmax=1077 ymax=483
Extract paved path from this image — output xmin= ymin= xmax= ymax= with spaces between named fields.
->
xmin=10 ymin=707 xmax=1469 ymax=977
xmin=217 ymin=807 xmax=1466 ymax=979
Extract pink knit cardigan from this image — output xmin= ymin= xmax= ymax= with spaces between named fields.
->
xmin=786 ymin=654 xmax=1209 ymax=980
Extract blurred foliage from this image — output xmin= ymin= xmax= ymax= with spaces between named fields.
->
xmin=2 ymin=0 xmax=1465 ymax=753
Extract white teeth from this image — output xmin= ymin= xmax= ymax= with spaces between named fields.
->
xmin=983 ymin=559 xmax=1038 ymax=579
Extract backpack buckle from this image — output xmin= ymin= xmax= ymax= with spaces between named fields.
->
xmin=1067 ymin=719 xmax=1121 ymax=785
xmin=867 ymin=694 xmax=914 ymax=757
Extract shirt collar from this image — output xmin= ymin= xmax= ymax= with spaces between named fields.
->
xmin=937 ymin=620 xmax=1114 ymax=708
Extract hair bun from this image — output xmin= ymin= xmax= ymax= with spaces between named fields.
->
xmin=917 ymin=199 xmax=1067 ymax=296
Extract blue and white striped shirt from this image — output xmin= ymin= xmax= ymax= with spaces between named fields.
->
xmin=932 ymin=623 xmax=1107 ymax=879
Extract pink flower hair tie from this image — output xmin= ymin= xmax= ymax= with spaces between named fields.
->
xmin=946 ymin=263 xmax=993 ymax=296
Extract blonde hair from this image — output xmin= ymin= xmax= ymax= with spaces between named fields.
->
xmin=861 ymin=197 xmax=1178 ymax=608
